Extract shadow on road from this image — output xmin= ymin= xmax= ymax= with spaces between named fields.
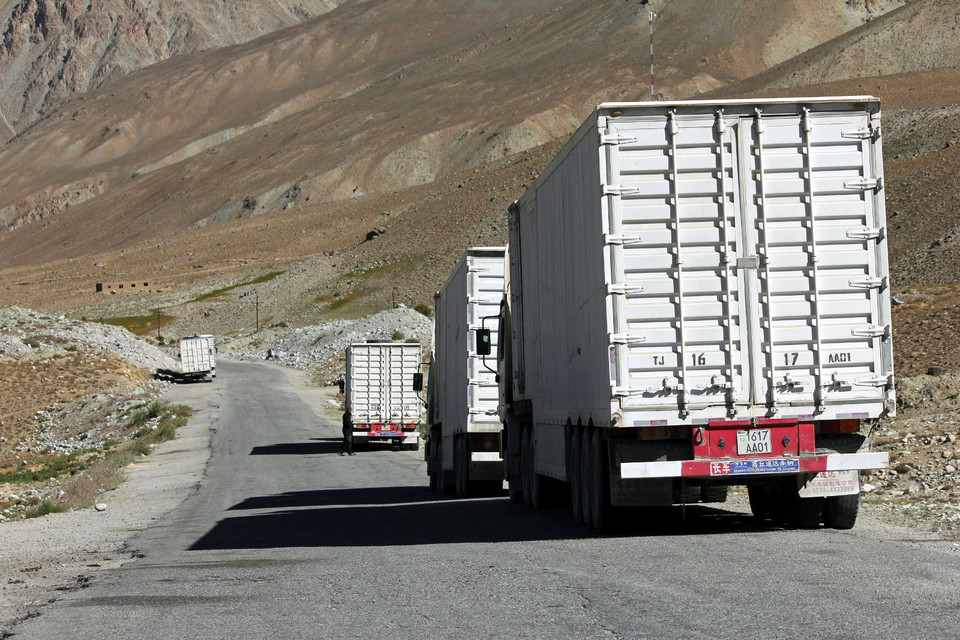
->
xmin=250 ymin=440 xmax=342 ymax=456
xmin=228 ymin=486 xmax=437 ymax=510
xmin=193 ymin=486 xmax=771 ymax=551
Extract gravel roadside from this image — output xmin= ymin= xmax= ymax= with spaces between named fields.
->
xmin=0 ymin=373 xmax=219 ymax=634
xmin=2 ymin=363 xmax=958 ymax=635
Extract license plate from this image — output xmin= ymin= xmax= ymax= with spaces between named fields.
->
xmin=737 ymin=429 xmax=772 ymax=455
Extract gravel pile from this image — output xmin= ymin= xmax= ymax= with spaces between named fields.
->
xmin=0 ymin=306 xmax=177 ymax=522
xmin=0 ymin=306 xmax=177 ymax=371
xmin=860 ymin=371 xmax=960 ymax=536
xmin=225 ymin=306 xmax=433 ymax=381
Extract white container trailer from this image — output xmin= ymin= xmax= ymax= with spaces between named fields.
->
xmin=497 ymin=98 xmax=893 ymax=531
xmin=179 ymin=335 xmax=216 ymax=381
xmin=426 ymin=247 xmax=505 ymax=496
xmin=345 ymin=341 xmax=423 ymax=450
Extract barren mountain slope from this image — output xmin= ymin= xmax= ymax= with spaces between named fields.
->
xmin=720 ymin=0 xmax=960 ymax=95
xmin=0 ymin=0 xmax=955 ymax=375
xmin=0 ymin=0 xmax=902 ymax=272
xmin=0 ymin=0 xmax=350 ymax=137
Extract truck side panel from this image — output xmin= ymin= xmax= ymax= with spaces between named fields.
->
xmin=432 ymin=248 xmax=505 ymax=478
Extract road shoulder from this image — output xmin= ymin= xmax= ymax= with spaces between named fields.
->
xmin=0 ymin=380 xmax=219 ymax=633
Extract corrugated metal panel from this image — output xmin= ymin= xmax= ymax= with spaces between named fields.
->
xmin=346 ymin=343 xmax=423 ymax=423
xmin=510 ymin=98 xmax=894 ymax=429
xmin=435 ymin=248 xmax=505 ymax=436
xmin=180 ymin=336 xmax=214 ymax=374
xmin=602 ymin=101 xmax=893 ymax=423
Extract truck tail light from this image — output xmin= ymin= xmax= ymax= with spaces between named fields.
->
xmin=820 ymin=420 xmax=860 ymax=435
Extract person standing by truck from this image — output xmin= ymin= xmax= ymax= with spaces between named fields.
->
xmin=339 ymin=410 xmax=355 ymax=456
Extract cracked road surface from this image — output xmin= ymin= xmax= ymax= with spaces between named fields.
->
xmin=9 ymin=361 xmax=960 ymax=639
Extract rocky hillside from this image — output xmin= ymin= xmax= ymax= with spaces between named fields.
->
xmin=0 ymin=0 xmax=907 ymax=273
xmin=0 ymin=0 xmax=955 ymax=380
xmin=0 ymin=0 xmax=348 ymax=138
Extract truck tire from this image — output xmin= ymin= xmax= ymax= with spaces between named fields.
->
xmin=569 ymin=427 xmax=584 ymax=526
xmin=526 ymin=428 xmax=547 ymax=510
xmin=453 ymin=437 xmax=462 ymax=496
xmin=823 ymin=493 xmax=859 ymax=530
xmin=790 ymin=496 xmax=824 ymax=529
xmin=520 ymin=427 xmax=533 ymax=507
xmin=455 ymin=436 xmax=470 ymax=497
xmin=503 ymin=414 xmax=523 ymax=503
xmin=701 ymin=485 xmax=728 ymax=503
xmin=581 ymin=429 xmax=594 ymax=528
xmin=590 ymin=428 xmax=613 ymax=533
xmin=438 ymin=438 xmax=454 ymax=495
xmin=748 ymin=485 xmax=773 ymax=521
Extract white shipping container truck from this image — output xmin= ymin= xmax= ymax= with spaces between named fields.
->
xmin=496 ymin=98 xmax=893 ymax=531
xmin=426 ymin=247 xmax=505 ymax=496
xmin=344 ymin=341 xmax=423 ymax=450
xmin=179 ymin=335 xmax=216 ymax=381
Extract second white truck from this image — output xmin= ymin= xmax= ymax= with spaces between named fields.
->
xmin=426 ymin=247 xmax=506 ymax=496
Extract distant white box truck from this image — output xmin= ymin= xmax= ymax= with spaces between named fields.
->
xmin=493 ymin=97 xmax=893 ymax=531
xmin=344 ymin=341 xmax=423 ymax=450
xmin=425 ymin=247 xmax=506 ymax=496
xmin=178 ymin=335 xmax=216 ymax=382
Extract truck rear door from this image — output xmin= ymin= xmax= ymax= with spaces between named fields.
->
xmin=603 ymin=102 xmax=893 ymax=421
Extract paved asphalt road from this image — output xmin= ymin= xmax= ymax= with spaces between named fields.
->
xmin=10 ymin=361 xmax=960 ymax=639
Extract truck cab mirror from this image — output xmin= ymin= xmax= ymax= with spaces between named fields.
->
xmin=338 ymin=379 xmax=345 ymax=394
xmin=412 ymin=372 xmax=423 ymax=392
xmin=476 ymin=328 xmax=492 ymax=356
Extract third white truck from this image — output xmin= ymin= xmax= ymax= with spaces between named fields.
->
xmin=344 ymin=341 xmax=423 ymax=450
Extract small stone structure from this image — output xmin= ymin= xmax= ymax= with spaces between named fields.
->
xmin=96 ymin=281 xmax=157 ymax=295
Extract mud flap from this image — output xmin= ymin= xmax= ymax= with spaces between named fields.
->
xmin=798 ymin=470 xmax=860 ymax=498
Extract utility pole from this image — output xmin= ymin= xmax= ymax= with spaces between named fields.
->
xmin=156 ymin=306 xmax=161 ymax=341
xmin=255 ymin=294 xmax=260 ymax=332
xmin=649 ymin=10 xmax=657 ymax=101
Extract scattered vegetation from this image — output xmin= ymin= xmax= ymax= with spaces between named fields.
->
xmin=188 ymin=270 xmax=285 ymax=303
xmin=414 ymin=303 xmax=433 ymax=318
xmin=14 ymin=402 xmax=193 ymax=519
xmin=392 ymin=330 xmax=405 ymax=341
xmin=0 ymin=449 xmax=94 ymax=484
xmin=97 ymin=312 xmax=176 ymax=336
xmin=314 ymin=262 xmax=412 ymax=319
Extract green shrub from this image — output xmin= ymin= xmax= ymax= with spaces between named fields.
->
xmin=392 ymin=331 xmax=405 ymax=341
xmin=414 ymin=303 xmax=433 ymax=318
xmin=25 ymin=500 xmax=68 ymax=519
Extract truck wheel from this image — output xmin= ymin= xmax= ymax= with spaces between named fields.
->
xmin=748 ymin=485 xmax=773 ymax=521
xmin=701 ymin=485 xmax=728 ymax=503
xmin=590 ymin=428 xmax=613 ymax=533
xmin=521 ymin=427 xmax=533 ymax=507
xmin=453 ymin=436 xmax=470 ymax=498
xmin=581 ymin=429 xmax=594 ymax=528
xmin=507 ymin=442 xmax=524 ymax=504
xmin=823 ymin=493 xmax=859 ymax=530
xmin=460 ymin=435 xmax=474 ymax=498
xmin=790 ymin=495 xmax=824 ymax=529
xmin=570 ymin=427 xmax=584 ymax=526
xmin=438 ymin=438 xmax=454 ymax=495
